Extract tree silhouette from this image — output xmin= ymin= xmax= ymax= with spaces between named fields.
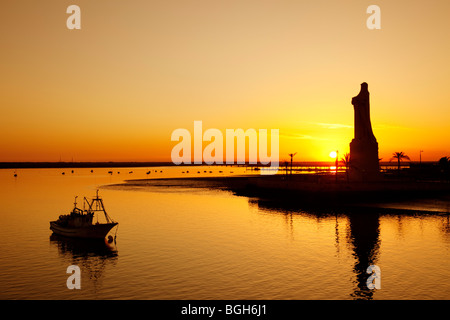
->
xmin=284 ymin=161 xmax=289 ymax=176
xmin=288 ymin=152 xmax=297 ymax=175
xmin=340 ymin=152 xmax=351 ymax=182
xmin=390 ymin=152 xmax=410 ymax=175
xmin=439 ymin=156 xmax=450 ymax=181
xmin=439 ymin=156 xmax=449 ymax=169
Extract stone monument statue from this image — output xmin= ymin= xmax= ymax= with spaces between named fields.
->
xmin=349 ymin=83 xmax=380 ymax=181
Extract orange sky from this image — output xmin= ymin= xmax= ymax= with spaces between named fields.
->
xmin=1 ymin=1 xmax=449 ymax=163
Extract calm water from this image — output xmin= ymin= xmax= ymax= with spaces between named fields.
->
xmin=0 ymin=167 xmax=449 ymax=300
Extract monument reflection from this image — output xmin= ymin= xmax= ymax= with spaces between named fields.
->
xmin=347 ymin=211 xmax=380 ymax=299
xmin=250 ymin=199 xmax=381 ymax=300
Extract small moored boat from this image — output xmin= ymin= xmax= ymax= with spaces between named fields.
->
xmin=50 ymin=191 xmax=118 ymax=239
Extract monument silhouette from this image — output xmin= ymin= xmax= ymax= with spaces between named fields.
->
xmin=349 ymin=83 xmax=381 ymax=181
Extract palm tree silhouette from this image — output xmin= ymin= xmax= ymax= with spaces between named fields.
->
xmin=390 ymin=152 xmax=410 ymax=175
xmin=340 ymin=152 xmax=351 ymax=182
xmin=288 ymin=152 xmax=297 ymax=175
xmin=439 ymin=156 xmax=450 ymax=181
xmin=439 ymin=156 xmax=449 ymax=168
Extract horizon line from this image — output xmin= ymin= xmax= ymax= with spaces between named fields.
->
xmin=0 ymin=160 xmax=435 ymax=169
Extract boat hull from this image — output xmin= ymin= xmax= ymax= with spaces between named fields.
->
xmin=50 ymin=221 xmax=118 ymax=239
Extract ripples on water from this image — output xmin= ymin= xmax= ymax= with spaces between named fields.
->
xmin=0 ymin=167 xmax=449 ymax=300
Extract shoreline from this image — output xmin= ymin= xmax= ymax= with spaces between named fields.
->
xmin=0 ymin=161 xmax=431 ymax=169
xmin=0 ymin=162 xmax=175 ymax=169
xmin=112 ymin=174 xmax=450 ymax=209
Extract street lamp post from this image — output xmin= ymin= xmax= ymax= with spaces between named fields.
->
xmin=335 ymin=150 xmax=339 ymax=182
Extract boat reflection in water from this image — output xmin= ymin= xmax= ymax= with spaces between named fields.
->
xmin=49 ymin=233 xmax=118 ymax=291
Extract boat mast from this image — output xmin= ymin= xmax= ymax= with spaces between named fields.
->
xmin=84 ymin=190 xmax=114 ymax=223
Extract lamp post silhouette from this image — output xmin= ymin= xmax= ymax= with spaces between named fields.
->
xmin=420 ymin=150 xmax=423 ymax=164
xmin=288 ymin=153 xmax=297 ymax=175
xmin=330 ymin=150 xmax=339 ymax=182
xmin=335 ymin=150 xmax=339 ymax=182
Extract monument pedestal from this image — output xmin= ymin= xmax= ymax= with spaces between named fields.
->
xmin=349 ymin=138 xmax=381 ymax=182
